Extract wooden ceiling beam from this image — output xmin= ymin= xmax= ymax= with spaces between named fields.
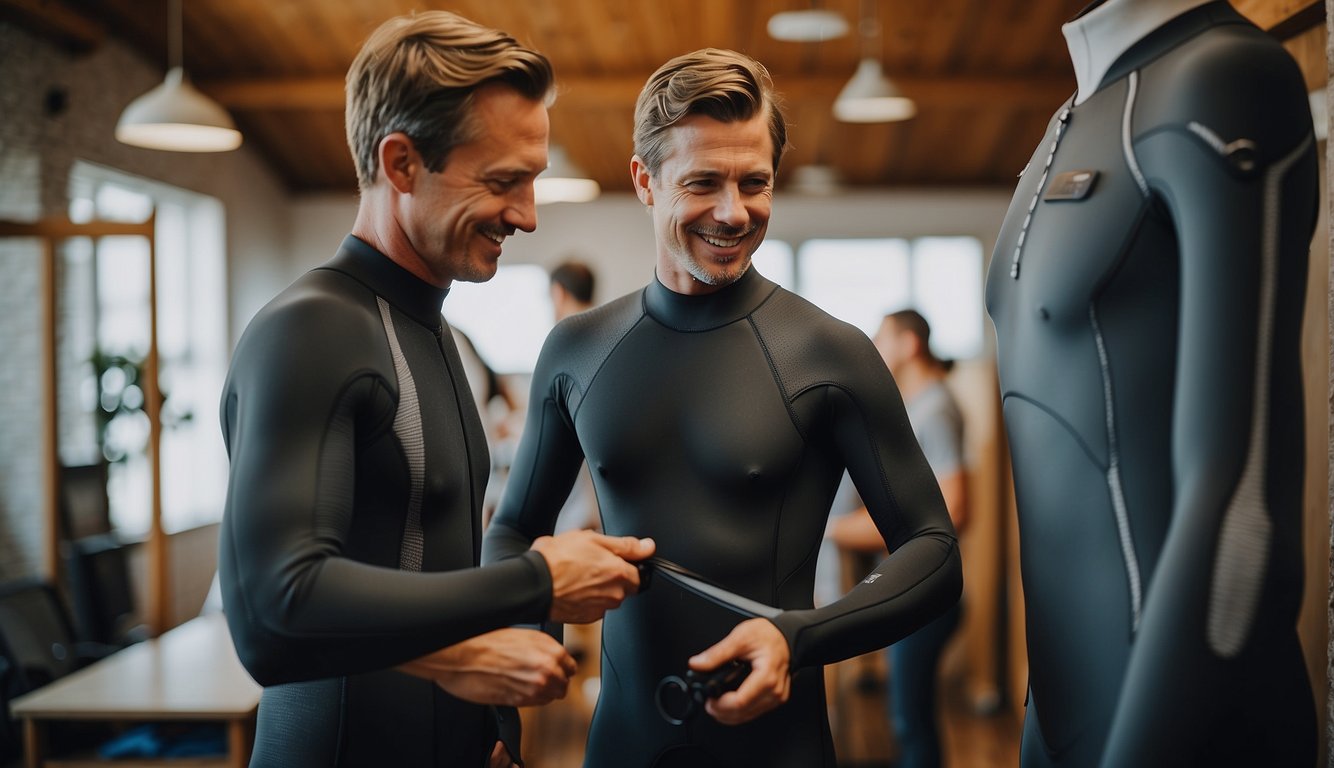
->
xmin=0 ymin=0 xmax=104 ymax=52
xmin=1232 ymin=0 xmax=1323 ymax=37
xmin=200 ymin=73 xmax=1075 ymax=112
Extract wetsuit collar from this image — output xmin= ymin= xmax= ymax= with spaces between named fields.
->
xmin=1097 ymin=2 xmax=1247 ymax=92
xmin=1063 ymin=0 xmax=1215 ymax=105
xmin=644 ymin=265 xmax=778 ymax=332
xmin=325 ymin=235 xmax=450 ymax=330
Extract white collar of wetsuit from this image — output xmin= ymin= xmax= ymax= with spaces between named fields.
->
xmin=1062 ymin=0 xmax=1215 ymax=105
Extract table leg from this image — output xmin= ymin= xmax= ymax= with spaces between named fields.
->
xmin=22 ymin=718 xmax=43 ymax=768
xmin=227 ymin=718 xmax=250 ymax=768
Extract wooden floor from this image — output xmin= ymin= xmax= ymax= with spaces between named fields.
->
xmin=519 ymin=623 xmax=1021 ymax=768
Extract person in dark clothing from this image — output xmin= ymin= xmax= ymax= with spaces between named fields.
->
xmin=549 ymin=260 xmax=597 ymax=322
xmin=218 ymin=11 xmax=653 ymax=767
xmin=483 ymin=48 xmax=961 ymax=767
xmin=985 ymin=1 xmax=1318 ymax=765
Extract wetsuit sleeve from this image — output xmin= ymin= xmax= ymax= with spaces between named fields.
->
xmin=482 ymin=326 xmax=588 ymax=565
xmin=769 ymin=333 xmax=962 ymax=668
xmin=219 ymin=294 xmax=552 ymax=687
xmin=1098 ymin=39 xmax=1317 ymax=766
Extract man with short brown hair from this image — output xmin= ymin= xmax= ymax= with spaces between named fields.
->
xmin=220 ymin=11 xmax=652 ymax=767
xmin=484 ymin=48 xmax=960 ymax=767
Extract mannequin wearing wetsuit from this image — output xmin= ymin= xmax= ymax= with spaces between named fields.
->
xmin=220 ymin=235 xmax=553 ymax=766
xmin=984 ymin=2 xmax=1318 ymax=765
xmin=484 ymin=267 xmax=961 ymax=766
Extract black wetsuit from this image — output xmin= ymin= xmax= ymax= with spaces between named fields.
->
xmin=483 ymin=267 xmax=961 ymax=767
xmin=219 ymin=235 xmax=553 ymax=767
xmin=984 ymin=4 xmax=1317 ymax=766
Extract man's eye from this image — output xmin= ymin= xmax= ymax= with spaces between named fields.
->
xmin=685 ymin=179 xmax=714 ymax=190
xmin=489 ymin=179 xmax=517 ymax=192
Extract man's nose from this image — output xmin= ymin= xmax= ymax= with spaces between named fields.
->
xmin=507 ymin=186 xmax=538 ymax=233
xmin=712 ymin=187 xmax=748 ymax=228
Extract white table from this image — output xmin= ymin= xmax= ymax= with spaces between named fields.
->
xmin=10 ymin=613 xmax=260 ymax=768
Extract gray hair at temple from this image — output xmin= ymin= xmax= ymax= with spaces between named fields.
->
xmin=345 ymin=10 xmax=554 ymax=190
xmin=632 ymin=48 xmax=788 ymax=176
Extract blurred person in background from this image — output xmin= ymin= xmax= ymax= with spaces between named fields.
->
xmin=830 ymin=309 xmax=967 ymax=768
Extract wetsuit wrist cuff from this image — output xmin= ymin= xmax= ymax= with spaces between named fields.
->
xmin=518 ymin=550 xmax=554 ymax=622
xmin=767 ymin=612 xmax=805 ymax=668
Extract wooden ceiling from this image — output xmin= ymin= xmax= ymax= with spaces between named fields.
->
xmin=1 ymin=0 xmax=1309 ymax=194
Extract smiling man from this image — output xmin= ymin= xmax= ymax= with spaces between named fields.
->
xmin=483 ymin=48 xmax=961 ymax=767
xmin=218 ymin=12 xmax=655 ymax=768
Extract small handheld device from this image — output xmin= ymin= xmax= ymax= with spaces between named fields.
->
xmin=654 ymin=660 xmax=751 ymax=725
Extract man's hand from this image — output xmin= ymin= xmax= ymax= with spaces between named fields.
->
xmin=488 ymin=741 xmax=516 ymax=768
xmin=689 ymin=618 xmax=791 ymax=725
xmin=532 ymin=530 xmax=655 ymax=624
xmin=397 ymin=627 xmax=576 ymax=707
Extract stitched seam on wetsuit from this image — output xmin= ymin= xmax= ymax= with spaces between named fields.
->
xmin=1003 ymin=390 xmax=1108 ymax=470
xmin=748 ymin=314 xmax=806 ymax=437
xmin=1206 ymin=131 xmax=1312 ymax=658
xmin=377 ymin=297 xmax=425 ymax=573
xmin=828 ymin=383 xmax=902 ymax=520
xmin=771 ymin=435 xmax=814 ymax=605
xmin=1087 ymin=306 xmax=1143 ymax=631
xmin=1010 ymin=100 xmax=1073 ymax=279
xmin=1123 ymin=70 xmax=1150 ymax=197
xmin=567 ymin=301 xmax=648 ymax=423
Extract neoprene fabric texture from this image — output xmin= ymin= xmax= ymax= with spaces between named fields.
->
xmin=485 ymin=266 xmax=961 ymax=767
xmin=986 ymin=4 xmax=1318 ymax=766
xmin=220 ymin=236 xmax=551 ymax=766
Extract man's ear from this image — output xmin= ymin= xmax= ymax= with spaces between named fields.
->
xmin=378 ymin=132 xmax=417 ymax=194
xmin=629 ymin=154 xmax=653 ymax=206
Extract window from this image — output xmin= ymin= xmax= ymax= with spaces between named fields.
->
xmin=750 ymin=240 xmax=794 ymax=291
xmin=66 ymin=162 xmax=230 ymax=536
xmin=442 ymin=264 xmax=554 ymax=375
xmin=794 ymin=237 xmax=984 ymax=360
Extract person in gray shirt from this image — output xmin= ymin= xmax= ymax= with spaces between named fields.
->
xmin=829 ymin=309 xmax=965 ymax=768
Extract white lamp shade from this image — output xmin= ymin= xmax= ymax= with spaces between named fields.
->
xmin=767 ymin=10 xmax=849 ymax=42
xmin=116 ymin=68 xmax=242 ymax=152
xmin=833 ymin=58 xmax=917 ymax=123
xmin=534 ymin=145 xmax=600 ymax=204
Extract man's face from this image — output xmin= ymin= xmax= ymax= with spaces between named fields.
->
xmin=402 ymin=83 xmax=549 ymax=285
xmin=633 ymin=113 xmax=774 ymax=293
xmin=874 ymin=319 xmax=912 ymax=374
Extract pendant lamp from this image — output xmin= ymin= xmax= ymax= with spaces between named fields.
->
xmin=534 ymin=145 xmax=600 ymax=205
xmin=833 ymin=1 xmax=916 ymax=123
xmin=116 ymin=0 xmax=241 ymax=152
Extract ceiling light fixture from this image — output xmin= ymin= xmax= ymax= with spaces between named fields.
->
xmin=833 ymin=0 xmax=916 ymax=123
xmin=767 ymin=9 xmax=850 ymax=42
xmin=534 ymin=145 xmax=600 ymax=205
xmin=116 ymin=0 xmax=241 ymax=152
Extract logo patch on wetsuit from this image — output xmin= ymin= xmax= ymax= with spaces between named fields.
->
xmin=1044 ymin=170 xmax=1099 ymax=201
xmin=863 ymin=573 xmax=881 ymax=585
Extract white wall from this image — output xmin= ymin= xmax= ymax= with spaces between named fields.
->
xmin=288 ymin=189 xmax=1014 ymax=305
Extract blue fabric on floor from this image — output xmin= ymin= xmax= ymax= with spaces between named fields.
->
xmin=98 ymin=723 xmax=226 ymax=758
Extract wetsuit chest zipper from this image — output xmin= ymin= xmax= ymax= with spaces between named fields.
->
xmin=1010 ymin=106 xmax=1072 ymax=280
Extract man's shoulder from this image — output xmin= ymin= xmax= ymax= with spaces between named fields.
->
xmin=750 ymin=287 xmax=883 ymax=392
xmin=547 ymin=289 xmax=645 ymax=351
xmin=534 ymin=289 xmax=646 ymax=385
xmin=233 ymin=268 xmax=385 ymax=370
xmin=752 ymin=287 xmax=872 ymax=353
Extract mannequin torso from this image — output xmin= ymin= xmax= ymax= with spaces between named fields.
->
xmin=986 ymin=3 xmax=1317 ymax=766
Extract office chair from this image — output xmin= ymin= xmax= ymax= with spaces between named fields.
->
xmin=55 ymin=463 xmax=147 ymax=647
xmin=0 ymin=578 xmax=120 ymax=759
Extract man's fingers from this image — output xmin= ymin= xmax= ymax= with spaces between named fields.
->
xmin=689 ymin=628 xmax=744 ymax=672
xmin=595 ymin=534 xmax=656 ymax=561
xmin=559 ymin=651 xmax=578 ymax=676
